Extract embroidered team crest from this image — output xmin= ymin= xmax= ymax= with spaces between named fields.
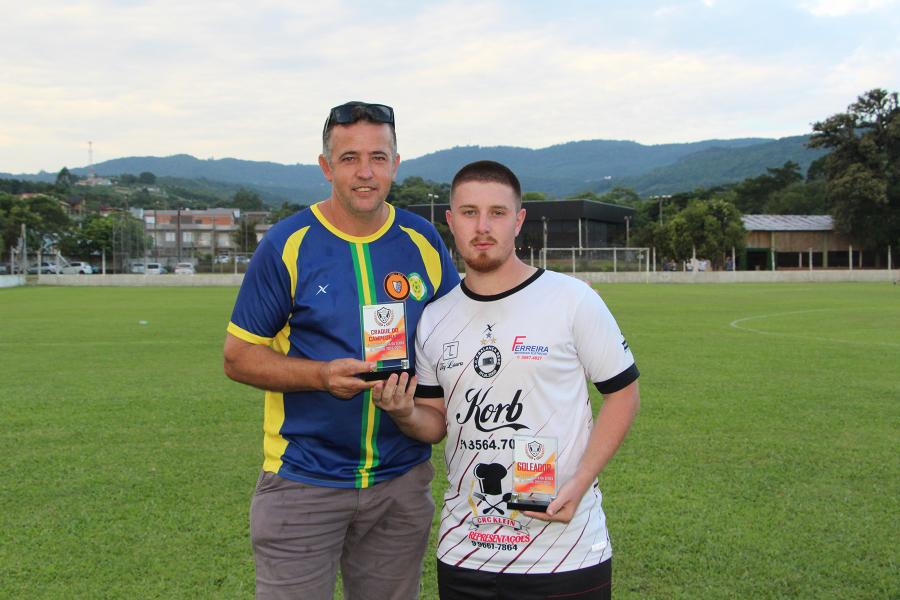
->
xmin=474 ymin=345 xmax=501 ymax=378
xmin=526 ymin=441 xmax=544 ymax=460
xmin=408 ymin=272 xmax=427 ymax=301
xmin=384 ymin=272 xmax=410 ymax=301
xmin=375 ymin=306 xmax=394 ymax=327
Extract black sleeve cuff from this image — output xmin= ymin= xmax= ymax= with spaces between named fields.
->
xmin=415 ymin=384 xmax=444 ymax=398
xmin=594 ymin=363 xmax=640 ymax=395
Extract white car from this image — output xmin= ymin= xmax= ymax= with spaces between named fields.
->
xmin=145 ymin=262 xmax=167 ymax=275
xmin=174 ymin=262 xmax=195 ymax=275
xmin=27 ymin=262 xmax=62 ymax=274
xmin=130 ymin=262 xmax=145 ymax=274
xmin=62 ymin=261 xmax=93 ymax=274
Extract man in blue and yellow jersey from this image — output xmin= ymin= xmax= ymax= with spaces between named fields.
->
xmin=224 ymin=101 xmax=459 ymax=599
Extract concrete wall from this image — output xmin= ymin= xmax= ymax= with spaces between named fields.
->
xmin=37 ymin=274 xmax=245 ymax=286
xmin=32 ymin=269 xmax=898 ymax=287
xmin=576 ymin=269 xmax=897 ymax=284
xmin=0 ymin=275 xmax=26 ymax=288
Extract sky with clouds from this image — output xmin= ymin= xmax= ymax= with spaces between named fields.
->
xmin=1 ymin=0 xmax=898 ymax=173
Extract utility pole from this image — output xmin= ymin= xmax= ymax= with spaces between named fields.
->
xmin=20 ymin=223 xmax=27 ymax=275
xmin=177 ymin=207 xmax=182 ymax=263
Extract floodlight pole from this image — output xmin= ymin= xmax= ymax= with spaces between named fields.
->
xmin=427 ymin=193 xmax=438 ymax=225
xmin=541 ymin=217 xmax=548 ymax=270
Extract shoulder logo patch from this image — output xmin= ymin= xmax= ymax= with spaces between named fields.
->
xmin=408 ymin=272 xmax=427 ymax=301
xmin=384 ymin=272 xmax=410 ymax=300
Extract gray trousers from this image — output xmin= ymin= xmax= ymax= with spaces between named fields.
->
xmin=251 ymin=460 xmax=435 ymax=600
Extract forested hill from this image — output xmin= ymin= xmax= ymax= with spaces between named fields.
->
xmin=2 ymin=135 xmax=825 ymax=199
xmin=616 ymin=135 xmax=827 ymax=195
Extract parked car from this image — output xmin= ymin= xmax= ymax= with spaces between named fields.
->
xmin=27 ymin=262 xmax=62 ymax=274
xmin=214 ymin=254 xmax=231 ymax=264
xmin=235 ymin=256 xmax=250 ymax=264
xmin=130 ymin=262 xmax=145 ymax=274
xmin=174 ymin=262 xmax=196 ymax=275
xmin=0 ymin=265 xmax=7 ymax=275
xmin=145 ymin=262 xmax=167 ymax=275
xmin=62 ymin=261 xmax=93 ymax=274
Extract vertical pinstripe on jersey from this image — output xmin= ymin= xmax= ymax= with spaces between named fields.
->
xmin=350 ymin=241 xmax=382 ymax=488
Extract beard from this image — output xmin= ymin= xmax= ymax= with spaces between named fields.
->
xmin=463 ymin=251 xmax=505 ymax=273
xmin=460 ymin=236 xmax=512 ymax=273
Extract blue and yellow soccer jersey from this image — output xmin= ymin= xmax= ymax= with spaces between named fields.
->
xmin=228 ymin=202 xmax=460 ymax=488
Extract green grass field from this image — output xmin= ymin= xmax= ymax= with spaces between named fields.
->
xmin=1 ymin=282 xmax=897 ymax=599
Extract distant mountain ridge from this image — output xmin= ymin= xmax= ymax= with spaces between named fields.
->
xmin=2 ymin=135 xmax=826 ymax=200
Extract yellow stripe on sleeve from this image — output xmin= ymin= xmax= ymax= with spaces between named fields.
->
xmin=226 ymin=322 xmax=273 ymax=345
xmin=262 ymin=322 xmax=292 ymax=473
xmin=281 ymin=226 xmax=309 ymax=302
xmin=399 ymin=225 xmax=443 ymax=292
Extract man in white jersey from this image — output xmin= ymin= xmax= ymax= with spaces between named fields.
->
xmin=373 ymin=160 xmax=640 ymax=599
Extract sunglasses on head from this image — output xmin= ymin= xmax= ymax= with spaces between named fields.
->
xmin=324 ymin=102 xmax=395 ymax=132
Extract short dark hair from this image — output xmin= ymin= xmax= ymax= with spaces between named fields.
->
xmin=450 ymin=160 xmax=522 ymax=206
xmin=322 ymin=101 xmax=397 ymax=160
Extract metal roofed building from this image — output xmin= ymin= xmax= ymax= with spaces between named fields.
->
xmin=742 ymin=215 xmax=834 ymax=232
xmin=407 ymin=199 xmax=636 ymax=256
xmin=741 ymin=214 xmax=856 ymax=270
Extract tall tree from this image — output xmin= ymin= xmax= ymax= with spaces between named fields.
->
xmin=0 ymin=193 xmax=70 ymax=253
xmin=665 ymin=199 xmax=745 ymax=269
xmin=388 ymin=176 xmax=448 ymax=209
xmin=232 ymin=216 xmax=261 ymax=255
xmin=55 ymin=167 xmax=75 ymax=192
xmin=232 ymin=188 xmax=265 ymax=211
xmin=58 ymin=213 xmax=148 ymax=265
xmin=732 ymin=161 xmax=803 ymax=213
xmin=271 ymin=201 xmax=305 ymax=222
xmin=809 ymin=88 xmax=900 ymax=250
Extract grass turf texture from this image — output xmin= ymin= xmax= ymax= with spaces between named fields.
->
xmin=0 ymin=283 xmax=896 ymax=599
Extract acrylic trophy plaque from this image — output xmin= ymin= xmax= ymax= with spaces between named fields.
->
xmin=506 ymin=435 xmax=558 ymax=512
xmin=359 ymin=302 xmax=410 ymax=381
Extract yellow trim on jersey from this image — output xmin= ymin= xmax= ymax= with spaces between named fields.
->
xmin=351 ymin=241 xmax=377 ymax=487
xmin=311 ymin=202 xmax=395 ymax=243
xmin=353 ymin=243 xmax=375 ymax=304
xmin=281 ymin=226 xmax=309 ymax=302
xmin=262 ymin=322 xmax=292 ymax=473
xmin=360 ymin=391 xmax=378 ymax=487
xmin=226 ymin=322 xmax=273 ymax=345
xmin=399 ymin=225 xmax=443 ymax=292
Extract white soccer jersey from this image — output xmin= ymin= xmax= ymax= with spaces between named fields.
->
xmin=415 ymin=269 xmax=638 ymax=574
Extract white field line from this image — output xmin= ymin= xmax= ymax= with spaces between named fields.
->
xmin=729 ymin=309 xmax=900 ymax=349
